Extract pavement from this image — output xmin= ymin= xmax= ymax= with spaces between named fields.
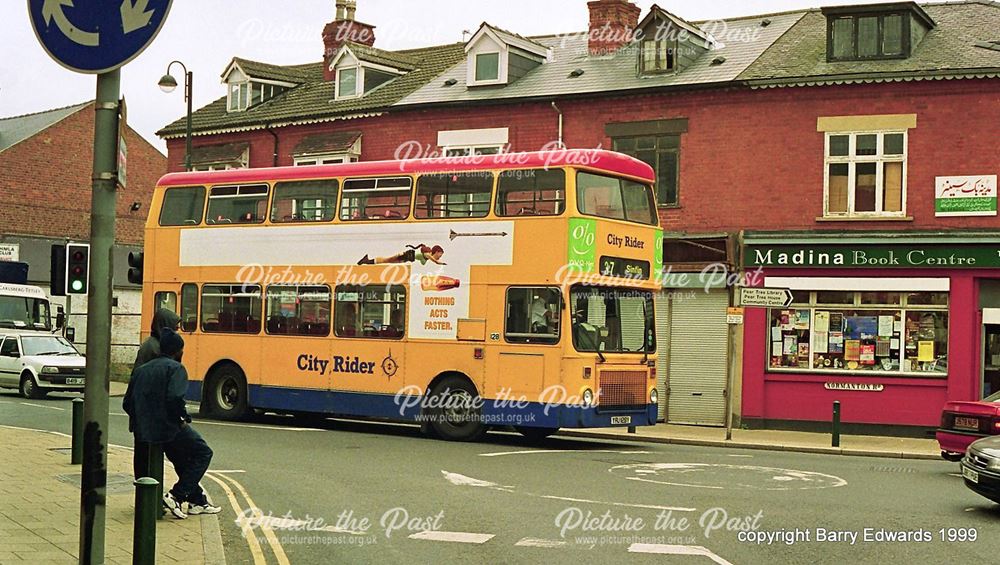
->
xmin=560 ymin=423 xmax=942 ymax=460
xmin=0 ymin=424 xmax=225 ymax=564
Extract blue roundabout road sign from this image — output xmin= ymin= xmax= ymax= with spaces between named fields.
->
xmin=28 ymin=0 xmax=172 ymax=74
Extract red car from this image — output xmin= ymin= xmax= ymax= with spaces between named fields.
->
xmin=938 ymin=391 xmax=1000 ymax=461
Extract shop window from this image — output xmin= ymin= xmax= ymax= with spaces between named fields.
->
xmin=266 ymin=286 xmax=331 ymax=336
xmin=614 ymin=135 xmax=680 ymax=207
xmin=340 ymin=177 xmax=412 ymax=221
xmin=271 ymin=179 xmax=339 ymax=223
xmin=335 ymin=285 xmax=405 ymax=339
xmin=414 ymin=173 xmax=493 ymax=219
xmin=180 ymin=284 xmax=198 ymax=332
xmin=201 ymin=285 xmax=262 ymax=334
xmin=505 ymin=287 xmax=561 ymax=344
xmin=824 ymin=131 xmax=906 ymax=217
xmin=206 ymin=184 xmax=269 ymax=224
xmin=768 ymin=291 xmax=947 ymax=375
xmin=159 ymin=186 xmax=206 ymax=226
xmin=496 ymin=169 xmax=565 ymax=216
xmin=154 ymin=292 xmax=177 ymax=314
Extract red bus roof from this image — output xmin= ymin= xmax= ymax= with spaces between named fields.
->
xmin=157 ymin=149 xmax=655 ymax=187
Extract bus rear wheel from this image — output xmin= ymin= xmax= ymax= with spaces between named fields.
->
xmin=516 ymin=427 xmax=559 ymax=442
xmin=205 ymin=365 xmax=249 ymax=421
xmin=427 ymin=376 xmax=485 ymax=442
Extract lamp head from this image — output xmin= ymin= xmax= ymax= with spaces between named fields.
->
xmin=158 ymin=73 xmax=178 ymax=93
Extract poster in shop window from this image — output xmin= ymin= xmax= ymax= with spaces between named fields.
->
xmin=815 ymin=311 xmax=830 ymax=332
xmin=845 ymin=339 xmax=861 ymax=361
xmin=846 ymin=316 xmax=878 ymax=340
xmin=877 ymin=316 xmax=894 ymax=337
xmin=918 ymin=341 xmax=935 ymax=361
xmin=829 ymin=312 xmax=845 ymax=333
xmin=860 ymin=344 xmax=876 ymax=365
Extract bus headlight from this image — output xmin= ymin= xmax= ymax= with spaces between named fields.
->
xmin=42 ymin=366 xmax=60 ymax=374
xmin=650 ymin=389 xmax=658 ymax=404
xmin=582 ymin=389 xmax=594 ymax=407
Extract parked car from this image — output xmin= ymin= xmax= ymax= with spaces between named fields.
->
xmin=937 ymin=391 xmax=1000 ymax=461
xmin=961 ymin=435 xmax=1000 ymax=505
xmin=0 ymin=333 xmax=85 ymax=399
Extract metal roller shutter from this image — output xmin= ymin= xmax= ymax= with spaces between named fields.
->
xmin=667 ymin=289 xmax=729 ymax=426
xmin=655 ymin=291 xmax=670 ymax=421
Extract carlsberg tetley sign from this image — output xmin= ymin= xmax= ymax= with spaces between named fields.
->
xmin=747 ymin=244 xmax=1000 ymax=268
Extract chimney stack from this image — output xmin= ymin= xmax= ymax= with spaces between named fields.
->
xmin=587 ymin=0 xmax=641 ymax=56
xmin=323 ymin=0 xmax=376 ymax=81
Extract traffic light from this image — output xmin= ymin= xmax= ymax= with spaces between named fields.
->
xmin=127 ymin=250 xmax=144 ymax=284
xmin=66 ymin=243 xmax=90 ymax=295
xmin=50 ymin=244 xmax=66 ymax=296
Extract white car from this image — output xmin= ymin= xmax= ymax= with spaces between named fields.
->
xmin=0 ymin=333 xmax=85 ymax=399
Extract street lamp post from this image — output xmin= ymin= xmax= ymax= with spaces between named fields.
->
xmin=158 ymin=61 xmax=193 ymax=171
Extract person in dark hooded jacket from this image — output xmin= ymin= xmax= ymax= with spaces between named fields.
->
xmin=134 ymin=308 xmax=181 ymax=370
xmin=124 ymin=328 xmax=220 ymax=518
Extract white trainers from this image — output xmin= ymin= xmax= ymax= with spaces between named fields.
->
xmin=162 ymin=493 xmax=187 ymax=519
xmin=186 ymin=502 xmax=222 ymax=515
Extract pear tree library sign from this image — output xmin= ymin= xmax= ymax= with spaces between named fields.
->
xmin=746 ymin=244 xmax=1000 ymax=269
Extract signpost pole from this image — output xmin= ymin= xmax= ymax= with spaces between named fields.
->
xmin=79 ymin=69 xmax=120 ymax=565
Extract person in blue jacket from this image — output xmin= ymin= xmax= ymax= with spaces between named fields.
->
xmin=123 ymin=328 xmax=220 ymax=518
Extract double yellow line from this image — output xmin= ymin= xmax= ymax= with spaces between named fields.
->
xmin=205 ymin=471 xmax=290 ymax=565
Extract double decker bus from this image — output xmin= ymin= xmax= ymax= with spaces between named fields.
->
xmin=141 ymin=150 xmax=662 ymax=440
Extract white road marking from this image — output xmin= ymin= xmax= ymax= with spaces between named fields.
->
xmin=441 ymin=471 xmax=514 ymax=491
xmin=204 ymin=473 xmax=267 ymax=565
xmin=408 ymin=531 xmax=495 ymax=544
xmin=194 ymin=420 xmax=321 ymax=432
xmin=538 ymin=494 xmax=695 ymax=512
xmin=948 ymin=473 xmax=963 ymax=478
xmin=212 ymin=472 xmax=291 ymax=565
xmin=480 ymin=449 xmax=653 ymax=457
xmin=20 ymin=402 xmax=65 ymax=411
xmin=211 ymin=469 xmax=247 ymax=474
xmin=628 ymin=544 xmax=734 ymax=565
xmin=515 ymin=537 xmax=568 ymax=548
xmin=612 ymin=463 xmax=848 ymax=491
xmin=726 ymin=454 xmax=753 ymax=458
xmin=266 ymin=517 xmax=368 ymax=536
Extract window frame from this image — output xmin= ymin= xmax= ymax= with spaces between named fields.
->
xmin=293 ymin=154 xmax=360 ymax=166
xmin=504 ymin=286 xmax=562 ymax=345
xmin=823 ymin=130 xmax=908 ymax=218
xmin=270 ymin=179 xmax=340 ymax=223
xmin=414 ymin=172 xmax=495 ymax=220
xmin=180 ymin=283 xmax=198 ymax=333
xmin=639 ymin=37 xmax=678 ymax=75
xmin=158 ymin=186 xmax=206 ymax=227
xmin=334 ymin=285 xmax=406 ymax=340
xmin=474 ymin=52 xmax=501 ymax=83
xmin=495 ymin=168 xmax=567 ymax=217
xmin=336 ymin=66 xmax=360 ymax=100
xmin=339 ymin=176 xmax=414 ymax=221
xmin=575 ymin=171 xmax=658 ymax=226
xmin=826 ymin=12 xmax=911 ymax=62
xmin=199 ymin=284 xmax=263 ymax=334
xmin=154 ymin=292 xmax=177 ymax=314
xmin=206 ymin=183 xmax=270 ymax=225
xmin=265 ymin=285 xmax=332 ymax=337
xmin=613 ymin=135 xmax=680 ymax=208
xmin=766 ymin=290 xmax=949 ymax=377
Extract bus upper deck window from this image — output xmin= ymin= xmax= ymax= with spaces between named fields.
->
xmin=496 ymin=169 xmax=565 ymax=217
xmin=340 ymin=177 xmax=412 ymax=221
xmin=415 ymin=172 xmax=493 ymax=219
xmin=158 ymin=186 xmax=206 ymax=226
xmin=206 ymin=184 xmax=269 ymax=225
xmin=271 ymin=179 xmax=339 ymax=223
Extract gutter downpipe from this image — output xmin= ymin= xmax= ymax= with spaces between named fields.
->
xmin=550 ymin=101 xmax=564 ymax=149
xmin=266 ymin=126 xmax=279 ymax=166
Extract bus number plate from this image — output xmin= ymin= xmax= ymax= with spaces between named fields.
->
xmin=611 ymin=416 xmax=632 ymax=425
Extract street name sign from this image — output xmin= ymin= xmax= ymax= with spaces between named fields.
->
xmin=740 ymin=287 xmax=793 ymax=308
xmin=29 ymin=0 xmax=172 ymax=74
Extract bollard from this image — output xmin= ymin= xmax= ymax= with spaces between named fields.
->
xmin=133 ymin=477 xmax=159 ymax=565
xmin=627 ymin=425 xmax=636 ymax=434
xmin=135 ymin=442 xmax=166 ymax=520
xmin=832 ymin=400 xmax=841 ymax=448
xmin=71 ymin=398 xmax=84 ymax=465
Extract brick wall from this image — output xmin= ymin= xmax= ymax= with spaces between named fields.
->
xmin=163 ymin=78 xmax=1000 ymax=234
xmin=0 ymin=102 xmax=167 ymax=245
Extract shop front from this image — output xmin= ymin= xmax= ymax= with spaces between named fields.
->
xmin=741 ymin=231 xmax=1000 ymax=431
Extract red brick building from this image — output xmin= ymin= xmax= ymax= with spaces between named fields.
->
xmin=1 ymin=101 xmax=167 ymax=365
xmin=158 ymin=0 xmax=1000 ymax=432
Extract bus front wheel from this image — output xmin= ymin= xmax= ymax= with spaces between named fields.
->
xmin=205 ymin=365 xmax=249 ymax=421
xmin=427 ymin=376 xmax=486 ymax=442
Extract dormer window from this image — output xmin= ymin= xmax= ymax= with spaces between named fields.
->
xmin=337 ymin=67 xmax=359 ymax=99
xmin=465 ymin=23 xmax=549 ymax=87
xmin=475 ymin=53 xmax=500 ymax=82
xmin=634 ymin=7 xmax=710 ymax=77
xmin=227 ymin=81 xmax=291 ymax=112
xmin=221 ymin=59 xmax=298 ymax=114
xmin=330 ymin=44 xmax=412 ymax=100
xmin=640 ymin=38 xmax=676 ymax=74
xmin=228 ymin=82 xmax=248 ymax=112
xmin=823 ymin=3 xmax=935 ymax=62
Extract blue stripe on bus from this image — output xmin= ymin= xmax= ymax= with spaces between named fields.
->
xmin=188 ymin=380 xmax=656 ymax=428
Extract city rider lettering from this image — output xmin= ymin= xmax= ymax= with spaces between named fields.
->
xmin=297 ymin=354 xmax=375 ymax=375
xmin=297 ymin=354 xmax=329 ymax=375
